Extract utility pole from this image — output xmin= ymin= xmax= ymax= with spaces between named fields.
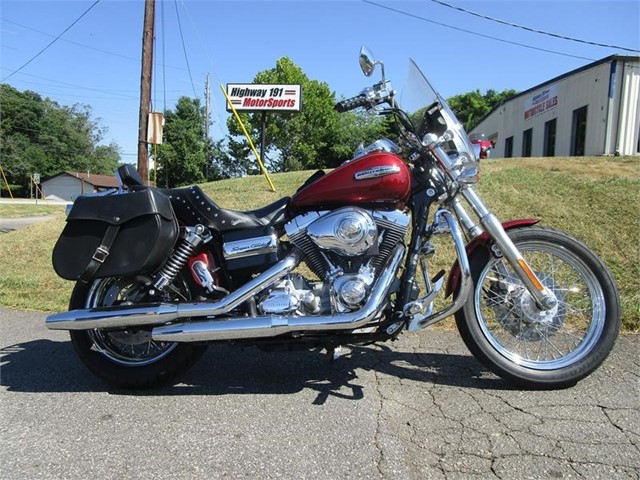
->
xmin=204 ymin=73 xmax=211 ymax=138
xmin=137 ymin=0 xmax=155 ymax=184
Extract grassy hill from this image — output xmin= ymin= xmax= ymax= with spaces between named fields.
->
xmin=0 ymin=155 xmax=638 ymax=331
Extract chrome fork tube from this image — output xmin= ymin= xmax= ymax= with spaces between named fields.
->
xmin=451 ymin=197 xmax=483 ymax=239
xmin=460 ymin=187 xmax=556 ymax=309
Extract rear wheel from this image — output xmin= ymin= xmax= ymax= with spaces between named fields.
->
xmin=69 ymin=275 xmax=206 ymax=389
xmin=455 ymin=226 xmax=620 ymax=389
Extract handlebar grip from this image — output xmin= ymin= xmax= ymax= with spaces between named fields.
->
xmin=335 ymin=95 xmax=369 ymax=113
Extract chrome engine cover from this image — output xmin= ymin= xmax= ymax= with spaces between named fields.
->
xmin=305 ymin=207 xmax=377 ymax=257
xmin=258 ymin=277 xmax=320 ymax=315
xmin=332 ymin=264 xmax=375 ymax=312
xmin=285 ymin=208 xmax=410 ymax=281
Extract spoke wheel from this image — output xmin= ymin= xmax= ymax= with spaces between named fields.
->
xmin=84 ymin=277 xmax=179 ymax=366
xmin=456 ymin=226 xmax=620 ymax=389
xmin=69 ymin=274 xmax=207 ymax=389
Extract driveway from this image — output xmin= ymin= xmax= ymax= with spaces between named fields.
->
xmin=0 ymin=215 xmax=55 ymax=233
xmin=1 ymin=308 xmax=638 ymax=479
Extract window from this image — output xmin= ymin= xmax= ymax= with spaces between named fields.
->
xmin=544 ymin=119 xmax=557 ymax=157
xmin=571 ymin=106 xmax=588 ymax=156
xmin=504 ymin=136 xmax=513 ymax=158
xmin=522 ymin=128 xmax=533 ymax=157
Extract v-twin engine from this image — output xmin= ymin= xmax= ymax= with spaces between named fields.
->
xmin=286 ymin=207 xmax=410 ymax=278
xmin=256 ymin=207 xmax=410 ymax=315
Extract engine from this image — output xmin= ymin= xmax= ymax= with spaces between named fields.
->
xmin=257 ymin=207 xmax=410 ymax=315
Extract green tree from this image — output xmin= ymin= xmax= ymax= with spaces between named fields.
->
xmin=208 ymin=137 xmax=259 ymax=179
xmin=156 ymin=97 xmax=208 ymax=188
xmin=227 ymin=57 xmax=389 ymax=173
xmin=0 ymin=84 xmax=120 ymax=196
xmin=447 ymin=89 xmax=519 ymax=131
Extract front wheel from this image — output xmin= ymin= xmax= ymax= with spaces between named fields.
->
xmin=455 ymin=226 xmax=620 ymax=389
xmin=69 ymin=275 xmax=206 ymax=389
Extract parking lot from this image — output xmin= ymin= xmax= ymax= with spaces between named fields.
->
xmin=1 ymin=307 xmax=638 ymax=479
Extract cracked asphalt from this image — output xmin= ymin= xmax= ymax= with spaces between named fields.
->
xmin=1 ymin=307 xmax=638 ymax=479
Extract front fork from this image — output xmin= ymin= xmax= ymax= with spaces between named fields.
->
xmin=458 ymin=187 xmax=557 ymax=311
xmin=404 ymin=186 xmax=556 ymax=331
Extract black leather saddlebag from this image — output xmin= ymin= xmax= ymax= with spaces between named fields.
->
xmin=52 ymin=189 xmax=178 ymax=281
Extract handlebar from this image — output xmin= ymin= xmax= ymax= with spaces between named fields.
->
xmin=334 ymin=95 xmax=369 ymax=113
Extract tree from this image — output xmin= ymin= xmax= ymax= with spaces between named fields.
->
xmin=226 ymin=57 xmax=389 ymax=173
xmin=0 ymin=84 xmax=120 ymax=196
xmin=155 ymin=97 xmax=208 ymax=188
xmin=208 ymin=137 xmax=259 ymax=180
xmin=322 ymin=111 xmax=395 ymax=168
xmin=447 ymin=89 xmax=519 ymax=131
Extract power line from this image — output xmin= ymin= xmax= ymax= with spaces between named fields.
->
xmin=178 ymin=0 xmax=233 ymax=138
xmin=1 ymin=1 xmax=102 ymax=82
xmin=178 ymin=0 xmax=224 ymax=88
xmin=428 ymin=0 xmax=640 ymax=53
xmin=1 ymin=18 xmax=189 ymax=72
xmin=362 ymin=0 xmax=596 ymax=61
xmin=2 ymin=18 xmax=140 ymax=62
xmin=0 ymin=68 xmax=138 ymax=99
xmin=173 ymin=0 xmax=197 ymax=98
xmin=0 ymin=66 xmax=185 ymax=95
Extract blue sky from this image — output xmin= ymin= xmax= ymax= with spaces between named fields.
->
xmin=2 ymin=0 xmax=639 ymax=164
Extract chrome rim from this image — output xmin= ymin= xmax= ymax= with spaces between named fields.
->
xmin=475 ymin=241 xmax=605 ymax=370
xmin=85 ymin=277 xmax=185 ymax=366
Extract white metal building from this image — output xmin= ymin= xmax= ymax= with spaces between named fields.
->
xmin=42 ymin=172 xmax=118 ymax=201
xmin=470 ymin=55 xmax=640 ymax=158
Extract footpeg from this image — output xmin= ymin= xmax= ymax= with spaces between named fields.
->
xmin=403 ymin=271 xmax=445 ymax=316
xmin=405 ymin=271 xmax=445 ymax=331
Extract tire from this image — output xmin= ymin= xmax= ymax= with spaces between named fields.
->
xmin=69 ymin=275 xmax=206 ymax=389
xmin=455 ymin=226 xmax=620 ymax=389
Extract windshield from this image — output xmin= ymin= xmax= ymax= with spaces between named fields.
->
xmin=398 ymin=59 xmax=477 ymax=163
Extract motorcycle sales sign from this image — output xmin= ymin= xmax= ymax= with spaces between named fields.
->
xmin=524 ymin=84 xmax=559 ymax=120
xmin=226 ymin=84 xmax=302 ymax=112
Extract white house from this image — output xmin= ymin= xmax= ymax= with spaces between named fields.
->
xmin=42 ymin=172 xmax=119 ymax=201
xmin=470 ymin=55 xmax=640 ymax=158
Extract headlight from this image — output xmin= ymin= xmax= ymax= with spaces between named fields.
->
xmin=442 ymin=129 xmax=479 ymax=185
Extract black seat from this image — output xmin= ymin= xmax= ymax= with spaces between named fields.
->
xmin=117 ymin=164 xmax=145 ymax=188
xmin=162 ymin=185 xmax=290 ymax=232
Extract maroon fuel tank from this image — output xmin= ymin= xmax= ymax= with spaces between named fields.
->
xmin=290 ymin=152 xmax=411 ymax=210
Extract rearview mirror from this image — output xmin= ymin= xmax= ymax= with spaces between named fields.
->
xmin=359 ymin=46 xmax=376 ymax=77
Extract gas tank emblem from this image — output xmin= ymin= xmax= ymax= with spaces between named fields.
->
xmin=354 ymin=165 xmax=401 ymax=181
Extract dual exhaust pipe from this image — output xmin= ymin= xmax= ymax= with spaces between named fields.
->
xmin=46 ymin=246 xmax=405 ymax=342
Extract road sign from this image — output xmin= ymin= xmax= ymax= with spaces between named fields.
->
xmin=225 ymin=84 xmax=301 ymax=112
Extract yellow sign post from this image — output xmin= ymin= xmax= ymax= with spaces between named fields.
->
xmin=0 ymin=164 xmax=14 ymax=199
xmin=220 ymin=84 xmax=276 ymax=192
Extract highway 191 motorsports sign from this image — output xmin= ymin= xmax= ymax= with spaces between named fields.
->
xmin=226 ymin=84 xmax=302 ymax=112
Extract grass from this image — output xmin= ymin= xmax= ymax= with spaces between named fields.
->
xmin=0 ymin=156 xmax=638 ymax=330
xmin=0 ymin=203 xmax=66 ymax=218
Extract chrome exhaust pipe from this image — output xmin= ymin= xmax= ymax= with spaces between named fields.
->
xmin=45 ymin=303 xmax=179 ymax=330
xmin=151 ymin=245 xmax=405 ymax=342
xmin=46 ymin=251 xmax=302 ymax=330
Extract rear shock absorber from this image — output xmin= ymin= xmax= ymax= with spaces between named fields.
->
xmin=152 ymin=224 xmax=212 ymax=291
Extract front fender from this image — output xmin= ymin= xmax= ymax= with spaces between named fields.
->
xmin=444 ymin=219 xmax=540 ymax=297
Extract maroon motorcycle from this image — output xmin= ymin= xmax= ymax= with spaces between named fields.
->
xmin=47 ymin=47 xmax=620 ymax=389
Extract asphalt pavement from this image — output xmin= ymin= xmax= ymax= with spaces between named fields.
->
xmin=1 ymin=308 xmax=638 ymax=479
xmin=0 ymin=215 xmax=55 ymax=233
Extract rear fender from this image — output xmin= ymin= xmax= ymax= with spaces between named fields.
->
xmin=444 ymin=219 xmax=540 ymax=297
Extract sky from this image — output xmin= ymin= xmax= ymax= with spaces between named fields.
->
xmin=1 ymin=0 xmax=639 ymax=165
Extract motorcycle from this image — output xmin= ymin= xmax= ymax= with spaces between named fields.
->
xmin=46 ymin=47 xmax=620 ymax=390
